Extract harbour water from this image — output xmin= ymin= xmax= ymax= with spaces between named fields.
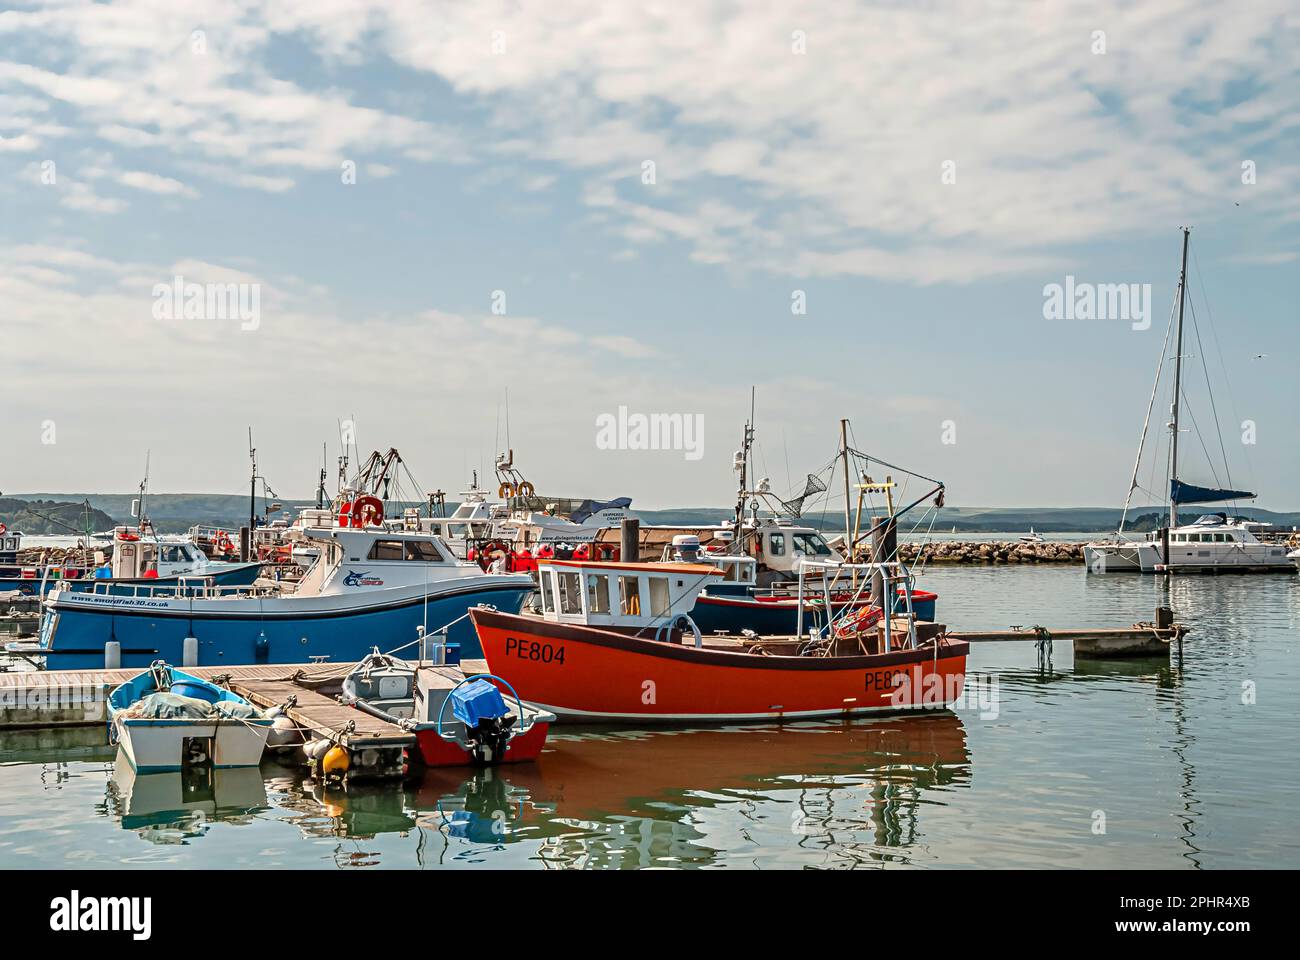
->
xmin=1 ymin=564 xmax=1296 ymax=869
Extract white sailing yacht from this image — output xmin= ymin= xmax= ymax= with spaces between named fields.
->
xmin=1085 ymin=229 xmax=1292 ymax=574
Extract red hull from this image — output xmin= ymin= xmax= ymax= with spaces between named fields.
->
xmin=412 ymin=720 xmax=551 ymax=767
xmin=472 ymin=609 xmax=968 ymax=723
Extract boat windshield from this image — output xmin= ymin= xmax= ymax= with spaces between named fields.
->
xmin=792 ymin=532 xmax=834 ymax=556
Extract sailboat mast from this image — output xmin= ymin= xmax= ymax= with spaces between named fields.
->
xmin=1169 ymin=227 xmax=1190 ymax=529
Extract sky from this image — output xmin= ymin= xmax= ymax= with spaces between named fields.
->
xmin=1 ymin=0 xmax=1297 ymax=510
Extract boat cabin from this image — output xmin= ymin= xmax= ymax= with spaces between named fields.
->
xmin=278 ymin=525 xmax=481 ymax=597
xmin=1170 ymin=514 xmax=1260 ymax=544
xmin=110 ymin=527 xmax=211 ymax=580
xmin=534 ymin=559 xmax=722 ymax=631
xmin=0 ymin=528 xmax=21 ymax=564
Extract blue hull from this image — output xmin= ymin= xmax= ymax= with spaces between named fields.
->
xmin=40 ymin=583 xmax=531 ymax=670
xmin=690 ymin=591 xmax=937 ymax=636
xmin=0 ymin=561 xmax=262 ymax=598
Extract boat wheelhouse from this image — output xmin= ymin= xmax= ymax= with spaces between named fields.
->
xmin=472 ymin=556 xmax=967 ymax=723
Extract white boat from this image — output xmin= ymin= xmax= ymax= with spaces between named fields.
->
xmin=108 ymin=661 xmax=272 ymax=772
xmin=420 ymin=452 xmax=639 ymax=560
xmin=1019 ymin=527 xmax=1046 ymax=543
xmin=1086 ymin=228 xmax=1288 ymax=574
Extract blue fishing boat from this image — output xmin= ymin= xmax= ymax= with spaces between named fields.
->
xmin=0 ymin=524 xmax=260 ymax=597
xmin=684 ymin=551 xmax=937 ymax=634
xmin=30 ymin=521 xmax=534 ymax=670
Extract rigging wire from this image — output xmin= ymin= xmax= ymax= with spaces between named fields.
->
xmin=1190 ymin=245 xmax=1255 ymax=486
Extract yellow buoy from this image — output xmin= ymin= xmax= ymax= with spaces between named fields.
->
xmin=322 ymin=744 xmax=350 ymax=778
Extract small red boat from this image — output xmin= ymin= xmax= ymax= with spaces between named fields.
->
xmin=472 ymin=559 xmax=968 ymax=723
xmin=339 ymin=650 xmax=554 ymax=766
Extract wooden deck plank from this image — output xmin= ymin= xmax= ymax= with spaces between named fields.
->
xmin=229 ymin=677 xmax=413 ymax=749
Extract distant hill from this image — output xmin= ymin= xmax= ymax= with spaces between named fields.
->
xmin=9 ymin=494 xmax=1300 ymax=535
xmin=0 ymin=497 xmax=117 ymax=536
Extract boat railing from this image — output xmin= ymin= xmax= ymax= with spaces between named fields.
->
xmin=82 ymin=577 xmax=267 ymax=601
xmin=794 ymin=558 xmax=919 ymax=650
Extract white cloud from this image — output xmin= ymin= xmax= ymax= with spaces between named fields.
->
xmin=118 ymin=170 xmax=198 ymax=197
xmin=0 ymin=132 xmax=38 ymax=151
xmin=4 ymin=1 xmax=1296 ymax=283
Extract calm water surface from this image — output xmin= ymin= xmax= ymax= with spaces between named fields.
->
xmin=1 ymin=565 xmax=1296 ymax=869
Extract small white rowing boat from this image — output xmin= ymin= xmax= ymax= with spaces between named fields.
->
xmin=108 ymin=661 xmax=272 ymax=772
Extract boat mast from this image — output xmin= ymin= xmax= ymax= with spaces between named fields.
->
xmin=1169 ymin=227 xmax=1190 ymax=529
xmin=136 ymin=451 xmax=150 ymax=527
xmin=839 ymin=419 xmax=853 ymax=559
xmin=733 ymin=388 xmax=756 ymax=550
xmin=248 ymin=427 xmax=257 ymax=533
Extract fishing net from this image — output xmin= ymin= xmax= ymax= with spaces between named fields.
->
xmin=213 ymin=700 xmax=262 ymax=720
xmin=122 ymin=692 xmax=264 ymax=721
xmin=125 ymin=692 xmax=216 ymax=719
xmin=779 ymin=474 xmax=827 ymax=518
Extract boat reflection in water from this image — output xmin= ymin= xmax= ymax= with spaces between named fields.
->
xmin=93 ymin=712 xmax=969 ymax=866
xmin=414 ymin=711 xmax=971 ymax=868
xmin=104 ymin=755 xmax=269 ymax=844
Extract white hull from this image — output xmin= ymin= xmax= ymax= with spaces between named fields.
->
xmin=1084 ymin=542 xmax=1159 ymax=573
xmin=1086 ymin=538 xmax=1293 ymax=573
xmin=115 ymin=716 xmax=271 ymax=772
xmin=1160 ymin=541 xmax=1293 ymax=572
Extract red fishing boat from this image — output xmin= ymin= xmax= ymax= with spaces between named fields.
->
xmin=472 ymin=557 xmax=968 ymax=723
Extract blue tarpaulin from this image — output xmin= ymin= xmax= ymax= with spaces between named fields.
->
xmin=1171 ymin=479 xmax=1256 ymax=505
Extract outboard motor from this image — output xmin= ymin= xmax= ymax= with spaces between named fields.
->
xmin=672 ymin=534 xmax=701 ymax=563
xmin=450 ymin=679 xmax=516 ymax=765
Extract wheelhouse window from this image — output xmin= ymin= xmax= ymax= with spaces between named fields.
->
xmin=619 ymin=576 xmax=641 ymax=616
xmin=792 ymin=533 xmax=833 ymax=556
xmin=369 ymin=540 xmax=406 ymax=560
xmin=586 ymin=574 xmax=611 ymax=614
xmin=539 ymin=571 xmax=554 ymax=612
xmin=768 ymin=533 xmax=786 ymax=557
xmin=404 ymin=539 xmax=442 ymax=562
xmin=557 ymin=572 xmax=583 ymax=614
xmin=648 ymin=576 xmax=670 ymax=617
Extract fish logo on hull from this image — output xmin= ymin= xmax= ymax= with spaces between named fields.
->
xmin=343 ymin=569 xmax=384 ymax=587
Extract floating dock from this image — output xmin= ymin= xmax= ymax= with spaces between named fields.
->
xmin=0 ymin=663 xmax=299 ymax=728
xmin=948 ymin=623 xmax=1185 ymax=658
xmin=0 ymin=660 xmax=503 ymax=781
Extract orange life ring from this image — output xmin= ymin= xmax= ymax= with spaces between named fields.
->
xmin=476 ymin=539 xmax=511 ymax=571
xmin=350 ymin=495 xmax=384 ymax=528
xmin=498 ymin=482 xmax=516 ymax=499
xmin=515 ymin=481 xmax=535 ymax=498
xmin=0 ymin=522 xmax=7 ymax=535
